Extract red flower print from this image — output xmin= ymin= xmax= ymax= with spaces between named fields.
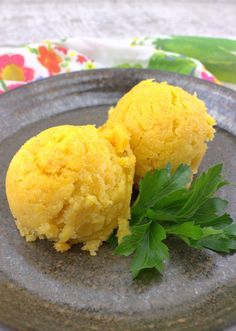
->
xmin=201 ymin=71 xmax=216 ymax=83
xmin=38 ymin=46 xmax=62 ymax=75
xmin=8 ymin=83 xmax=24 ymax=90
xmin=0 ymin=54 xmax=34 ymax=82
xmin=0 ymin=82 xmax=24 ymax=94
xmin=77 ymin=54 xmax=87 ymax=64
xmin=55 ymin=46 xmax=68 ymax=55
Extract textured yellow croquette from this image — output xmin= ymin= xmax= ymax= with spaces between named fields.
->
xmin=6 ymin=125 xmax=135 ymax=255
xmin=102 ymin=79 xmax=216 ymax=183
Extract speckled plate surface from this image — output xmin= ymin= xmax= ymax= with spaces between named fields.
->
xmin=0 ymin=69 xmax=236 ymax=331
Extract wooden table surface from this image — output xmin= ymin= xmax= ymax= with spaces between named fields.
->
xmin=0 ymin=1 xmax=235 ymax=330
xmin=0 ymin=0 xmax=236 ymax=45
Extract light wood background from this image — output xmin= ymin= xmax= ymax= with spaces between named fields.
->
xmin=0 ymin=0 xmax=235 ymax=45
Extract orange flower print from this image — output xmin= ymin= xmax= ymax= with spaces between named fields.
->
xmin=38 ymin=46 xmax=62 ymax=75
xmin=0 ymin=54 xmax=34 ymax=82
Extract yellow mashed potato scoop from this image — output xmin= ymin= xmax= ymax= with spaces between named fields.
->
xmin=6 ymin=125 xmax=135 ymax=255
xmin=6 ymin=79 xmax=216 ymax=255
xmin=101 ymin=79 xmax=216 ymax=183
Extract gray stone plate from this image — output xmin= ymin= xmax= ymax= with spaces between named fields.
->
xmin=0 ymin=69 xmax=236 ymax=331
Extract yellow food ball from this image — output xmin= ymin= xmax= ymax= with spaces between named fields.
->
xmin=6 ymin=125 xmax=135 ymax=255
xmin=102 ymin=79 xmax=216 ymax=183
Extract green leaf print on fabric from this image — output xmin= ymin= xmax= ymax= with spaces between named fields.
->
xmin=28 ymin=47 xmax=39 ymax=55
xmin=148 ymin=52 xmax=196 ymax=75
xmin=0 ymin=80 xmax=8 ymax=92
xmin=116 ymin=63 xmax=144 ymax=69
xmin=153 ymin=36 xmax=236 ymax=83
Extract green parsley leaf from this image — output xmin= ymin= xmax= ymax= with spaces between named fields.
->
xmin=198 ymin=234 xmax=236 ymax=253
xmin=165 ymin=221 xmax=203 ymax=240
xmin=145 ymin=208 xmax=177 ymax=222
xmin=106 ymin=232 xmax=118 ymax=249
xmin=177 ymin=164 xmax=228 ymax=218
xmin=131 ymin=223 xmax=169 ymax=278
xmin=199 ymin=213 xmax=233 ymax=229
xmin=114 ymin=164 xmax=236 ymax=279
xmin=190 ymin=197 xmax=228 ymax=224
xmin=116 ymin=222 xmax=169 ymax=278
xmin=224 ymin=223 xmax=236 ymax=236
xmin=132 ymin=164 xmax=192 ymax=219
xmin=115 ymin=222 xmax=151 ymax=256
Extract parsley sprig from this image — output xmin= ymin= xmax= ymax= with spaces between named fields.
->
xmin=114 ymin=164 xmax=236 ymax=278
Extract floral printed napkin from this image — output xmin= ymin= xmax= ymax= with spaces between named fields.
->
xmin=0 ymin=36 xmax=235 ymax=94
